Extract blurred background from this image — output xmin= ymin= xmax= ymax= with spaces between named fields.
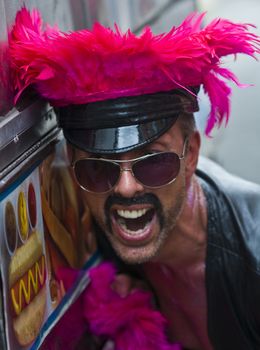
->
xmin=0 ymin=0 xmax=259 ymax=183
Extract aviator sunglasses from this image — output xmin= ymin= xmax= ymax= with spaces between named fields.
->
xmin=72 ymin=138 xmax=188 ymax=194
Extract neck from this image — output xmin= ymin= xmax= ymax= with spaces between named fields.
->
xmin=148 ymin=175 xmax=208 ymax=270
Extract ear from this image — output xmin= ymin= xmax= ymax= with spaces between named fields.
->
xmin=184 ymin=131 xmax=201 ymax=184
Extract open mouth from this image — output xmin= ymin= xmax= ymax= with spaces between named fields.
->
xmin=111 ymin=207 xmax=156 ymax=243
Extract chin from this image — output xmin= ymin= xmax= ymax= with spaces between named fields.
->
xmin=108 ymin=234 xmax=165 ymax=265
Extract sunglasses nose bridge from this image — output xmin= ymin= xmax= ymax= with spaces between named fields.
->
xmin=116 ymin=159 xmax=135 ymax=176
xmin=113 ymin=162 xmax=144 ymax=196
xmin=120 ymin=167 xmax=132 ymax=172
xmin=118 ymin=162 xmax=138 ymax=183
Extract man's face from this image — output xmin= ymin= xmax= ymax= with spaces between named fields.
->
xmin=73 ymin=123 xmax=193 ymax=264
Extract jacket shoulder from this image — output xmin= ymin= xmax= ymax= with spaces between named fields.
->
xmin=197 ymin=156 xmax=260 ymax=218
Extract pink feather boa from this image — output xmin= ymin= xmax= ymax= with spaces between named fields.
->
xmin=41 ymin=263 xmax=181 ymax=350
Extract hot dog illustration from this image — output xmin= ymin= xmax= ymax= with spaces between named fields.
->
xmin=8 ymin=230 xmax=47 ymax=346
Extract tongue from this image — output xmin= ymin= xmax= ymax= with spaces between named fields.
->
xmin=117 ymin=209 xmax=154 ymax=232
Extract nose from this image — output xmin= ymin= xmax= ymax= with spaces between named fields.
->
xmin=113 ymin=167 xmax=144 ymax=198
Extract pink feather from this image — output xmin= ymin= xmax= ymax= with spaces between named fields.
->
xmin=9 ymin=7 xmax=260 ymax=135
xmin=84 ymin=263 xmax=180 ymax=350
xmin=41 ymin=263 xmax=180 ymax=350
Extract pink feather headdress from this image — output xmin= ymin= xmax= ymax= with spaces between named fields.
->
xmin=9 ymin=7 xmax=260 ymax=134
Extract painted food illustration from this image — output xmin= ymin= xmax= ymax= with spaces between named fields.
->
xmin=17 ymin=191 xmax=29 ymax=241
xmin=5 ymin=183 xmax=47 ymax=347
xmin=28 ymin=182 xmax=37 ymax=228
xmin=4 ymin=201 xmax=17 ymax=254
xmin=9 ymin=230 xmax=47 ymax=346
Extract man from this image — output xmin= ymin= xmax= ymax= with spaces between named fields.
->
xmin=10 ymin=7 xmax=260 ymax=350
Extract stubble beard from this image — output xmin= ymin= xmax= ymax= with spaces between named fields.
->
xmin=98 ymin=177 xmax=187 ymax=265
xmin=152 ymin=183 xmax=186 ymax=262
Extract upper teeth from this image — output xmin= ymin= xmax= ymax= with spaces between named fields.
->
xmin=117 ymin=209 xmax=149 ymax=219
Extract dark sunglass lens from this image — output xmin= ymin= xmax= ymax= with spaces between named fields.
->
xmin=133 ymin=153 xmax=180 ymax=187
xmin=74 ymin=159 xmax=120 ymax=192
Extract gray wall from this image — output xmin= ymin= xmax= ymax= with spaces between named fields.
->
xmin=197 ymin=0 xmax=260 ymax=184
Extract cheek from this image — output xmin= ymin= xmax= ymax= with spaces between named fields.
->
xmin=82 ymin=193 xmax=106 ymax=220
xmin=154 ymin=171 xmax=186 ymax=209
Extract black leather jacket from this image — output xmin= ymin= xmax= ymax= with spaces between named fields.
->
xmin=197 ymin=157 xmax=260 ymax=350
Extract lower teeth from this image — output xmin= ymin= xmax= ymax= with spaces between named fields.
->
xmin=118 ymin=219 xmax=150 ymax=235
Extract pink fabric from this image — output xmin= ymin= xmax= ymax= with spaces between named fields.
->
xmin=9 ymin=7 xmax=260 ymax=134
xmin=42 ymin=263 xmax=181 ymax=350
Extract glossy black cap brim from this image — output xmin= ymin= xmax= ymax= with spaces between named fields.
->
xmin=58 ymin=89 xmax=199 ymax=154
xmin=63 ymin=116 xmax=178 ymax=154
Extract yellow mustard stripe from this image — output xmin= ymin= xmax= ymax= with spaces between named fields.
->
xmin=11 ymin=255 xmax=46 ymax=316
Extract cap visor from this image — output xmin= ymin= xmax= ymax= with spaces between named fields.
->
xmin=63 ymin=116 xmax=178 ymax=154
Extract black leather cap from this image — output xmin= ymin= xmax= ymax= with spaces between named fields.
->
xmin=57 ymin=89 xmax=199 ymax=154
